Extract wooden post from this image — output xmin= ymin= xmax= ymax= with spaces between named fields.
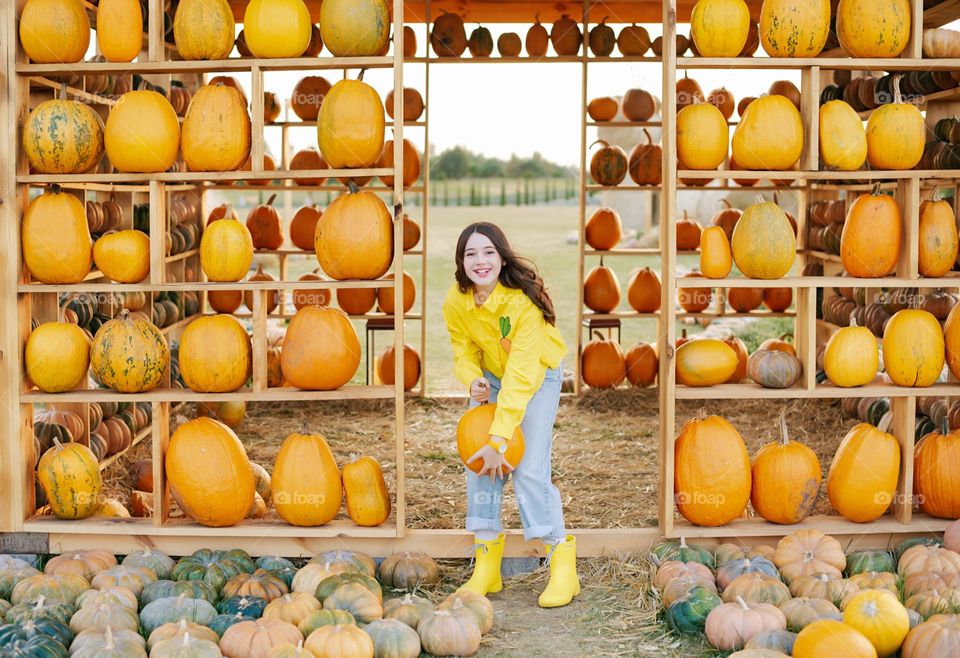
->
xmin=800 ymin=67 xmax=820 ymax=172
xmin=574 ymin=0 xmax=589 ymax=394
xmin=251 ymin=66 xmax=265 ymax=173
xmin=252 ymin=290 xmax=268 ymax=393
xmin=393 ymin=0 xmax=407 ymax=538
xmin=419 ymin=2 xmax=431 ymax=398
xmin=890 ymin=396 xmax=916 ymax=524
xmin=152 ymin=402 xmax=170 ymax=526
xmin=149 ymin=181 xmax=166 ymax=284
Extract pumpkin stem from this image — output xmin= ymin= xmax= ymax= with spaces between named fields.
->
xmin=181 ymin=633 xmax=191 ymax=647
xmin=870 ymin=182 xmax=881 ymax=197
xmin=589 ymin=139 xmax=610 ymax=149
xmin=778 ymin=411 xmax=790 ymax=447
xmin=735 ymin=595 xmax=749 ymax=610
xmin=642 ymin=128 xmax=652 ymax=145
xmin=104 ymin=626 xmax=115 ymax=650
xmin=931 ymin=185 xmax=943 ymax=201
xmin=696 ymin=406 xmax=705 ymax=421
xmin=357 ymin=68 xmax=368 ymax=82
xmin=719 ymin=198 xmax=732 ymax=209
xmin=347 ymin=180 xmax=360 ymax=195
xmin=265 ymin=193 xmax=277 ymax=207
xmin=891 ymin=74 xmax=903 ymax=105
xmin=941 ymin=414 xmax=949 ymax=435
xmin=755 ymin=194 xmax=766 ymax=205
xmin=58 ymin=82 xmax=68 ymax=100
xmin=877 ymin=411 xmax=894 ymax=433
xmin=49 ymin=183 xmax=62 ymax=195
xmin=34 ymin=595 xmax=45 ymax=608
xmin=592 ymin=330 xmax=605 ymax=341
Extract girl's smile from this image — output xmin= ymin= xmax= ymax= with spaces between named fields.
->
xmin=463 ymin=231 xmax=503 ymax=289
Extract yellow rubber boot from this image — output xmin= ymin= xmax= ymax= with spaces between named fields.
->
xmin=458 ymin=534 xmax=505 ymax=595
xmin=538 ymin=535 xmax=580 ymax=608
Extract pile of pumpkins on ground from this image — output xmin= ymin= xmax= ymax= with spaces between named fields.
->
xmin=0 ymin=547 xmax=492 ymax=657
xmin=653 ymin=526 xmax=960 ymax=656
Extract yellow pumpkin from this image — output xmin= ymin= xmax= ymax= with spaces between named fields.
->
xmin=866 ymin=77 xmax=924 ymax=170
xmin=731 ymin=198 xmax=796 ymax=279
xmin=945 ymin=301 xmax=960 ymax=381
xmin=315 ymin=185 xmax=393 ymax=280
xmin=919 ymin=191 xmax=959 ymax=278
xmin=317 ymin=76 xmax=385 ymax=169
xmin=343 ymin=456 xmax=391 ymax=527
xmin=182 ymin=84 xmax=251 ymax=172
xmin=823 ymin=323 xmax=878 ymax=387
xmin=827 ymin=420 xmax=901 ymax=523
xmin=104 ymin=90 xmax=181 ymax=173
xmin=37 ymin=440 xmax=102 ymax=520
xmin=26 ymin=322 xmax=90 ymax=393
xmin=840 ymin=185 xmax=902 ymax=278
xmin=19 ymin=0 xmax=90 ymax=63
xmin=793 ymin=620 xmax=878 ymax=658
xmin=96 ymin=0 xmax=142 ymax=62
xmin=819 ymin=100 xmax=867 ymax=171
xmin=837 ymin=0 xmax=910 ymax=57
xmin=843 ymin=589 xmax=910 ymax=657
xmin=690 ymin=0 xmax=750 ymax=56
xmin=22 ymin=186 xmax=92 ymax=284
xmin=759 ymin=0 xmax=830 ymax=57
xmin=677 ymin=102 xmax=729 ymax=170
xmin=882 ymin=309 xmax=944 ymax=387
xmin=200 ymin=216 xmax=254 ymax=282
xmin=320 ymin=0 xmax=390 ymax=56
xmin=165 ymin=417 xmax=255 ymax=527
xmin=24 ymin=97 xmax=104 ymax=174
xmin=90 ymin=310 xmax=169 ymax=393
xmin=674 ymin=412 xmax=751 ymax=526
xmin=273 ymin=430 xmax=343 ymax=526
xmin=675 ymin=339 xmax=738 ymax=386
xmin=732 ymin=95 xmax=803 ymax=170
xmin=179 ymin=315 xmax=252 ymax=393
xmin=93 ymin=230 xmax=150 ymax=283
xmin=751 ymin=414 xmax=821 ymax=524
xmin=281 ymin=306 xmax=361 ymax=390
xmin=173 ymin=0 xmax=235 ymax=60
xmin=700 ymin=226 xmax=732 ymax=279
xmin=244 ymin=0 xmax=312 ymax=58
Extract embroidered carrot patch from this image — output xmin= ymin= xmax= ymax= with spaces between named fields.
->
xmin=499 ymin=316 xmax=512 ymax=353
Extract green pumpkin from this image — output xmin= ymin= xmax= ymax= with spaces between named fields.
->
xmin=363 ymin=618 xmax=421 ymax=658
xmin=0 ymin=619 xmax=73 ymax=648
xmin=139 ymin=594 xmax=217 ymax=635
xmin=651 ymin=538 xmax=714 ymax=568
xmin=121 ymin=548 xmax=175 ymax=580
xmin=916 ymin=417 xmax=936 ymax=441
xmin=254 ymin=556 xmax=295 ymax=573
xmin=866 ymin=398 xmax=890 ymax=426
xmin=845 ymin=550 xmax=895 ymax=576
xmin=0 ymin=567 xmax=40 ymax=601
xmin=216 ymin=595 xmax=267 ymax=618
xmin=316 ymin=573 xmax=383 ymax=603
xmin=208 ymin=613 xmax=254 ymax=638
xmin=0 ymin=634 xmax=68 ymax=658
xmin=895 ymin=537 xmax=942 ymax=562
xmin=171 ymin=549 xmax=254 ymax=591
xmin=141 ymin=580 xmax=218 ymax=607
xmin=267 ymin=567 xmax=297 ymax=589
xmin=5 ymin=598 xmax=74 ymax=625
xmin=665 ymin=587 xmax=722 ymax=633
xmin=297 ymin=609 xmax=356 ymax=637
xmin=716 ymin=558 xmax=781 ymax=588
xmin=744 ymin=629 xmax=797 ymax=654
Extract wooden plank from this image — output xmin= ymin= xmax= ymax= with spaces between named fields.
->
xmin=22 ymin=386 xmax=398 ymax=403
xmin=148 ymin=0 xmax=163 ymax=61
xmin=670 ymin=512 xmax=950 ymax=539
xmin=674 ymin=275 xmax=960 ymax=289
xmin=149 ymin=181 xmax=166 ymax=284
xmin=392 ymin=0 xmax=406 ymax=538
xmin=677 ymin=57 xmax=960 ymax=70
xmin=901 ymin=177 xmax=921 ymax=279
xmin=574 ymin=0 xmax=588 ymax=395
xmin=800 ymin=67 xmax=819 ymax=172
xmin=675 ymin=381 xmax=960 ymax=400
xmin=17 ymin=57 xmax=396 ymax=76
xmin=419 ymin=8 xmax=431 ymax=398
xmin=18 ymin=279 xmax=398 ymax=293
xmin=19 ymin=168 xmax=394 ymax=184
xmin=152 ymin=402 xmax=170 ymax=526
xmin=28 ymin=77 xmax=117 ymax=106
xmin=796 ymin=288 xmax=816 ymax=391
xmin=890 ymin=396 xmax=916 ymax=524
xmin=679 ymin=169 xmax=945 ymax=181
xmin=252 ymin=291 xmax=267 ymax=393
xmin=251 ymin=66 xmax=264 ymax=175
xmin=908 ymin=0 xmax=924 ymax=59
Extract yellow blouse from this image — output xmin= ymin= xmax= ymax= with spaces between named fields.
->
xmin=442 ymin=281 xmax=566 ymax=438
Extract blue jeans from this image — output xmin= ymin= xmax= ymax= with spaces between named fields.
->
xmin=465 ymin=363 xmax=566 ymax=543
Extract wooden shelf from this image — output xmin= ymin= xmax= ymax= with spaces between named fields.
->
xmin=676 ymin=275 xmax=960 ymax=288
xmin=586 ymin=184 xmax=663 ymax=192
xmin=22 ymin=385 xmax=396 ymax=404
xmin=671 ymin=513 xmax=951 ymax=538
xmin=677 ymin=57 xmax=960 ymax=70
xmin=583 ymin=310 xmax=796 ymax=320
xmin=267 ymin=121 xmax=427 ymax=129
xmin=405 ymin=56 xmax=582 ymax=64
xmin=585 ymin=248 xmax=661 ymax=256
xmin=678 ymin=169 xmax=951 ymax=181
xmin=16 ymin=56 xmax=396 ymax=76
xmin=212 ymin=184 xmax=426 ymax=193
xmin=23 ymin=516 xmax=399 ymax=538
xmin=18 ymin=279 xmax=395 ymax=293
xmin=28 ymin=76 xmax=117 ymax=106
xmin=586 ymin=56 xmax=662 ymax=63
xmin=19 ymin=168 xmax=394 ymax=185
xmin=675 ymin=381 xmax=960 ymax=400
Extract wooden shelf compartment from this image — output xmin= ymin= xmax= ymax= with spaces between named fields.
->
xmin=857 ymin=85 xmax=960 ymax=119
xmin=211 ymin=184 xmax=426 ymax=193
xmin=18 ymin=279 xmax=397 ymax=294
xmin=405 ymin=56 xmax=582 ymax=64
xmin=675 ymin=275 xmax=960 ymax=288
xmin=16 ymin=56 xmax=396 ymax=77
xmin=19 ymin=168 xmax=394 ymax=185
xmin=677 ymin=57 xmax=960 ymax=70
xmin=21 ymin=385 xmax=397 ymax=404
xmin=678 ymin=169 xmax=953 ymax=181
xmin=671 ymin=513 xmax=952 ymax=539
xmin=675 ymin=381 xmax=960 ymax=400
xmin=582 ymin=310 xmax=796 ymax=320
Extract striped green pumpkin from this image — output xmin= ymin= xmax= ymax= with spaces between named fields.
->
xmin=35 ymin=441 xmax=101 ymax=521
xmin=90 ymin=310 xmax=169 ymax=393
xmin=23 ymin=98 xmax=104 ymax=174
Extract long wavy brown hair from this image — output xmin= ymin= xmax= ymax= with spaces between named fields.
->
xmin=454 ymin=222 xmax=557 ymax=325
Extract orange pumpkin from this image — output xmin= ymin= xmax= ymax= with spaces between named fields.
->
xmin=343 ymin=456 xmax=391 ymax=526
xmin=281 ymin=306 xmax=361 ymax=390
xmin=273 ymin=430 xmax=342 ymax=526
xmin=585 ymin=208 xmax=622 ymax=250
xmin=376 ymin=272 xmax=416 ymax=315
xmin=752 ymin=414 xmax=822 ymax=524
xmin=583 ymin=262 xmax=621 ymax=312
xmin=727 ymin=287 xmax=763 ymax=312
xmin=291 ymin=76 xmax=332 ymax=121
xmin=625 ymin=342 xmax=658 ymax=386
xmin=289 ymin=148 xmax=328 ymax=186
xmin=246 ymin=194 xmax=283 ymax=250
xmin=377 ymin=344 xmax=421 ymax=391
xmin=289 ymin=205 xmax=322 ymax=251
xmin=337 ymin=288 xmax=377 ymax=315
xmin=316 ymin=183 xmax=393 ymax=280
xmin=581 ymin=331 xmax=626 ymax=388
xmin=724 ymin=335 xmax=749 ymax=383
xmin=378 ymin=139 xmax=421 ymax=188
xmin=763 ymin=288 xmax=793 ymax=312
xmin=629 ymin=129 xmax=662 ymax=186
xmin=919 ymin=187 xmax=959 ymax=278
xmin=678 ymin=273 xmax=712 ymax=313
xmin=676 ymin=211 xmax=703 ymax=250
xmin=841 ymin=184 xmax=902 ymax=278
xmin=627 ymin=267 xmax=661 ymax=313
xmin=457 ymin=403 xmax=524 ymax=472
xmin=292 ymin=272 xmax=331 ymax=310
xmin=243 ymin=263 xmax=280 ymax=315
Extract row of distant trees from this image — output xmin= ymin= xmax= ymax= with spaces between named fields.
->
xmin=430 ymin=146 xmax=576 ymax=180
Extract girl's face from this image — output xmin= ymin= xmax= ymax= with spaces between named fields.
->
xmin=462 ymin=231 xmax=502 ymax=288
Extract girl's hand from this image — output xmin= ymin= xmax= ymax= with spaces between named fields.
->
xmin=470 ymin=377 xmax=490 ymax=403
xmin=467 ymin=444 xmax=514 ymax=481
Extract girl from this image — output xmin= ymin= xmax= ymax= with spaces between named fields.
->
xmin=441 ymin=222 xmax=579 ymax=608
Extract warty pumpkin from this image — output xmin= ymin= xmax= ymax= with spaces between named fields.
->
xmin=26 ymin=322 xmax=90 ymax=393
xmin=173 ymin=0 xmax=235 ymax=60
xmin=281 ymin=306 xmax=361 ymax=390
xmin=37 ymin=439 xmax=102 ymax=520
xmin=675 ymin=412 xmax=751 ymax=526
xmin=90 ymin=310 xmax=169 ymax=392
xmin=760 ymin=0 xmax=830 ymax=57
xmin=377 ymin=271 xmax=416 ymax=314
xmin=828 ymin=417 xmax=900 ymax=522
xmin=342 ymin=456 xmax=391 ymax=526
xmin=200 ymin=215 xmax=254 ymax=281
xmin=919 ymin=187 xmax=959 ymax=278
xmin=378 ymin=343 xmax=421 ymax=390
xmin=677 ymin=101 xmax=729 ymax=170
xmin=243 ymin=0 xmax=312 ymax=58
xmin=625 ymin=342 xmax=657 ymax=387
xmin=866 ymin=76 xmax=924 ymax=170
xmin=752 ymin=414 xmax=821 ymax=524
xmin=179 ymin=315 xmax=251 ymax=393
xmin=823 ymin=321 xmax=879 ymax=387
xmin=586 ymin=207 xmax=622 ymax=250
xmin=819 ymin=100 xmax=868 ymax=171
xmin=583 ymin=261 xmax=621 ymax=312
xmin=700 ymin=226 xmax=732 ymax=279
xmin=589 ymin=139 xmax=628 ymax=186
xmin=272 ymin=429 xmax=342 ymax=526
xmin=581 ymin=331 xmax=626 ymax=388
xmin=22 ymin=185 xmax=92 ymax=284
xmin=732 ymin=94 xmax=803 ymax=170
xmin=731 ymin=197 xmax=796 ymax=279
xmin=627 ymin=267 xmax=661 ymax=312
xmin=93 ymin=230 xmax=150 ymax=283
xmin=316 ymin=183 xmax=393 ymax=280
xmin=246 ymin=194 xmax=284 ymax=250
xmin=837 ymin=0 xmax=910 ymax=57
xmin=690 ymin=0 xmax=750 ymax=57
xmin=291 ymin=76 xmax=332 ymax=121
xmin=19 ymin=0 xmax=90 ymax=63
xmin=841 ymin=184 xmax=902 ymax=277
xmin=883 ymin=309 xmax=944 ymax=387
xmin=378 ymin=138 xmax=422 ymax=188
xmin=181 ymin=84 xmax=251 ymax=172
xmin=289 ymin=205 xmax=322 ymax=251
xmin=628 ymin=129 xmax=662 ymax=185
xmin=318 ymin=73 xmax=385 ymax=168
xmin=24 ymin=93 xmax=104 ymax=174
xmin=431 ymin=12 xmax=467 ymax=56
xmin=676 ymin=339 xmax=739 ymax=386
xmin=915 ymin=422 xmax=960 ymax=519
xmin=320 ymin=0 xmax=389 ymax=56
xmin=166 ymin=417 xmax=255 ymax=527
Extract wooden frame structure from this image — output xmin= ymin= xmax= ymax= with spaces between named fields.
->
xmin=3 ymin=0 xmax=960 ymax=558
